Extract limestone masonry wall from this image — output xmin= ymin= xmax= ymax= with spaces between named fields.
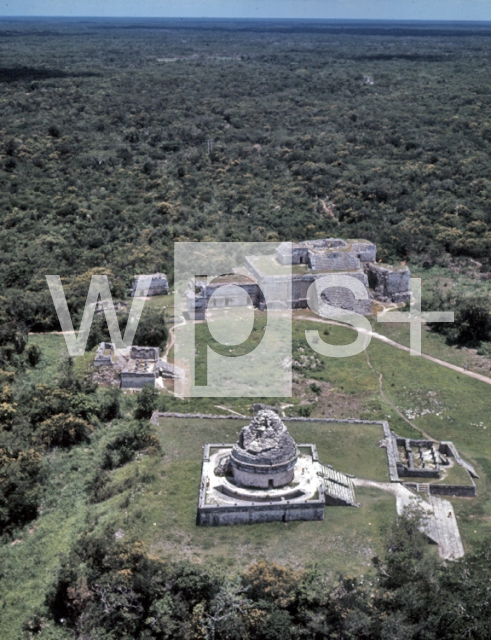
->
xmin=365 ymin=263 xmax=411 ymax=303
xmin=197 ymin=501 xmax=325 ymax=526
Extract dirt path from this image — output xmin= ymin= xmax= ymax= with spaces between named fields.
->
xmin=364 ymin=348 xmax=436 ymax=441
xmin=296 ymin=314 xmax=491 ymax=386
xmin=162 ymin=315 xmax=186 ymax=362
xmin=214 ymin=405 xmax=247 ymax=417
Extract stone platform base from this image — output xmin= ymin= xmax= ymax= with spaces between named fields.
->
xmin=197 ymin=444 xmax=326 ymax=526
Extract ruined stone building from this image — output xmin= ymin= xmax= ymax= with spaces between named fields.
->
xmin=197 ymin=410 xmax=357 ymax=526
xmin=93 ymin=341 xmax=115 ymax=366
xmin=130 ymin=273 xmax=169 ymax=297
xmin=94 ymin=343 xmax=184 ymax=390
xmin=187 ymin=237 xmax=410 ymax=320
xmin=120 ymin=346 xmax=160 ymax=389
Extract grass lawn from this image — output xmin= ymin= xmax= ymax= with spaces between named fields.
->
xmin=432 ymin=463 xmax=474 ymax=486
xmin=24 ymin=334 xmax=70 ymax=385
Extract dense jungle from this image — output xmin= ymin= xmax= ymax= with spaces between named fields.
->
xmin=2 ymin=19 xmax=491 ymax=327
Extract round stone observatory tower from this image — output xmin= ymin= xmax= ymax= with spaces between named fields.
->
xmin=230 ymin=410 xmax=298 ymax=489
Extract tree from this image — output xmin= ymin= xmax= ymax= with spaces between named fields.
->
xmin=99 ymin=387 xmax=122 ymax=422
xmin=101 ymin=420 xmax=161 ymax=470
xmin=452 ymin=297 xmax=491 ymax=347
xmin=25 ymin=343 xmax=41 ymax=367
xmin=133 ymin=307 xmax=168 ymax=349
xmin=134 ymin=385 xmax=160 ymax=420
xmin=429 ymin=296 xmax=491 ymax=347
xmin=201 ymin=577 xmax=251 ymax=640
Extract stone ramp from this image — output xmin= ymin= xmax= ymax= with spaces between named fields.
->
xmin=352 ymin=478 xmax=465 ymax=560
xmin=317 ymin=464 xmax=358 ymax=506
xmin=428 ymin=496 xmax=465 ymax=560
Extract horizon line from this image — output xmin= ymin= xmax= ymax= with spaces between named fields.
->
xmin=1 ymin=16 xmax=491 ymax=25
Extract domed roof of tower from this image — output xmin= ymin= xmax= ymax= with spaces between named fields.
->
xmin=232 ymin=409 xmax=297 ymax=466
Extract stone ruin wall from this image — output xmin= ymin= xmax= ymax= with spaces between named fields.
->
xmin=120 ymin=346 xmax=159 ymax=389
xmin=188 ymin=238 xmax=411 ymax=318
xmin=129 ymin=346 xmax=159 ymax=361
xmin=94 ymin=342 xmax=114 ymax=366
xmin=308 ymin=250 xmax=360 ymax=271
xmin=205 ymin=282 xmax=261 ymax=308
xmin=352 ymin=242 xmax=377 ymax=263
xmin=365 ymin=263 xmax=411 ymax=303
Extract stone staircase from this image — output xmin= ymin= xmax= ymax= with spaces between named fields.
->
xmin=313 ymin=279 xmax=372 ymax=316
xmin=317 ymin=464 xmax=358 ymax=506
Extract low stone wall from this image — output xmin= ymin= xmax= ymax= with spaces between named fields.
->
xmin=153 ymin=413 xmax=399 ymax=482
xmin=154 ymin=412 xmax=249 ymax=421
xmin=153 ymin=412 xmax=392 ymax=426
xmin=396 ymin=464 xmax=440 ymax=479
xmin=121 ymin=372 xmax=156 ymax=389
xmin=429 ymin=484 xmax=476 ymax=498
xmin=197 ymin=500 xmax=325 ymax=526
xmin=441 ymin=441 xmax=479 ymax=478
xmin=156 ymin=413 xmax=476 ymax=502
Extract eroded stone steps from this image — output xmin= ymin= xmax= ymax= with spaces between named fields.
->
xmin=318 ymin=464 xmax=357 ymax=506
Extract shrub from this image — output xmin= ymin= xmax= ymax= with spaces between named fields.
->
xmin=48 ymin=125 xmax=61 ymax=138
xmin=25 ymin=343 xmax=41 ymax=367
xmin=37 ymin=413 xmax=93 ymax=447
xmin=298 ymin=404 xmax=313 ymax=417
xmin=98 ymin=387 xmax=122 ymax=421
xmin=101 ymin=420 xmax=161 ymax=470
xmin=309 ymin=382 xmax=322 ymax=395
xmin=0 ymin=448 xmax=41 ymax=533
xmin=133 ymin=307 xmax=168 ymax=349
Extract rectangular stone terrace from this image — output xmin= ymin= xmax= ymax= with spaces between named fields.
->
xmin=197 ymin=443 xmax=326 ymax=526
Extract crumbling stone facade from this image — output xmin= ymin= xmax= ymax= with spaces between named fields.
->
xmin=230 ymin=410 xmax=298 ymax=489
xmin=189 ymin=274 xmax=260 ymax=321
xmin=365 ymin=263 xmax=411 ymax=304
